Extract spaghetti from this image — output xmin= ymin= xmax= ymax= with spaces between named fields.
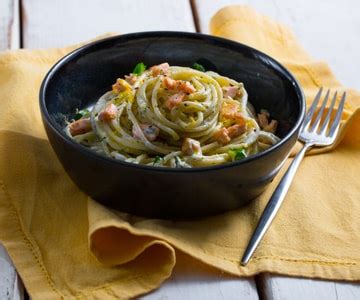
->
xmin=66 ymin=62 xmax=280 ymax=168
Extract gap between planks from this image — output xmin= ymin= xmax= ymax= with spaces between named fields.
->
xmin=6 ymin=0 xmax=359 ymax=299
xmin=0 ymin=0 xmax=20 ymax=50
xmin=2 ymin=1 xmax=258 ymax=299
xmin=189 ymin=0 xmax=200 ymax=33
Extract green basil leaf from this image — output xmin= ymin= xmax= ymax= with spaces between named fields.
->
xmin=228 ymin=148 xmax=247 ymax=161
xmin=191 ymin=63 xmax=206 ymax=72
xmin=132 ymin=62 xmax=147 ymax=75
xmin=153 ymin=156 xmax=163 ymax=165
xmin=74 ymin=108 xmax=90 ymax=120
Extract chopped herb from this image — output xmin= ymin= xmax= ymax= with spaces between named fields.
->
xmin=191 ymin=62 xmax=206 ymax=72
xmin=153 ymin=156 xmax=163 ymax=165
xmin=74 ymin=108 xmax=90 ymax=120
xmin=228 ymin=148 xmax=247 ymax=161
xmin=132 ymin=62 xmax=147 ymax=75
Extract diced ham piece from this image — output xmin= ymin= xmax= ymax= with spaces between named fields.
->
xmin=233 ymin=112 xmax=246 ymax=124
xmin=165 ymin=92 xmax=186 ymax=110
xmin=164 ymin=77 xmax=196 ymax=94
xmin=257 ymin=110 xmax=277 ymax=133
xmin=178 ymin=81 xmax=196 ymax=93
xmin=163 ymin=77 xmax=177 ymax=89
xmin=213 ymin=128 xmax=231 ymax=145
xmin=125 ymin=74 xmax=137 ymax=85
xmin=141 ymin=124 xmax=160 ymax=141
xmin=182 ymin=138 xmax=202 ymax=156
xmin=227 ymin=123 xmax=246 ymax=138
xmin=257 ymin=112 xmax=269 ymax=128
xmin=98 ymin=103 xmax=118 ymax=122
xmin=132 ymin=124 xmax=160 ymax=141
xmin=220 ymin=102 xmax=239 ymax=119
xmin=220 ymin=102 xmax=246 ymax=125
xmin=264 ymin=120 xmax=278 ymax=134
xmin=112 ymin=78 xmax=131 ymax=94
xmin=214 ymin=123 xmax=246 ymax=145
xmin=260 ymin=109 xmax=270 ymax=118
xmin=222 ymin=86 xmax=240 ymax=98
xmin=69 ymin=118 xmax=92 ymax=136
xmin=151 ymin=63 xmax=170 ymax=76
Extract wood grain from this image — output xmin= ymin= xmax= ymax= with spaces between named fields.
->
xmin=0 ymin=244 xmax=24 ymax=300
xmin=144 ymin=252 xmax=258 ymax=300
xmin=194 ymin=0 xmax=360 ymax=90
xmin=258 ymin=274 xmax=360 ymax=300
xmin=0 ymin=0 xmax=20 ymax=50
xmin=21 ymin=0 xmax=196 ymax=48
xmin=194 ymin=0 xmax=360 ymax=298
xmin=0 ymin=2 xmax=23 ymax=298
xmin=1 ymin=1 xmax=358 ymax=299
xmin=2 ymin=1 xmax=259 ymax=299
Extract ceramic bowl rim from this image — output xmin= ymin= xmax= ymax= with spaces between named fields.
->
xmin=39 ymin=31 xmax=306 ymax=173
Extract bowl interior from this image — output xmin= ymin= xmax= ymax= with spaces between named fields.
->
xmin=44 ymin=32 xmax=302 ymax=143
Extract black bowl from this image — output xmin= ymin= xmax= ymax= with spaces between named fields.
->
xmin=40 ymin=32 xmax=305 ymax=219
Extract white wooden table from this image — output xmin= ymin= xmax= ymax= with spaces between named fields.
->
xmin=1 ymin=1 xmax=359 ymax=299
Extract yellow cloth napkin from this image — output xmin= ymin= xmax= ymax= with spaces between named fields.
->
xmin=0 ymin=5 xmax=359 ymax=299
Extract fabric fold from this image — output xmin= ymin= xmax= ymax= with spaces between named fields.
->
xmin=89 ymin=200 xmax=176 ymax=270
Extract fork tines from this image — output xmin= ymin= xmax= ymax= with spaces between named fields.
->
xmin=302 ymin=88 xmax=346 ymax=137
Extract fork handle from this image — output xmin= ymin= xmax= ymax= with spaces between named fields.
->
xmin=241 ymin=142 xmax=314 ymax=266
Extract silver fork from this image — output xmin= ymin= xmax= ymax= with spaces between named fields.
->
xmin=241 ymin=88 xmax=347 ymax=266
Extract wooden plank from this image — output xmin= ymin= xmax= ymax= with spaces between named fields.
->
xmin=194 ymin=0 xmax=360 ymax=90
xmin=21 ymin=0 xmax=195 ymax=48
xmin=1 ymin=1 xmax=356 ymax=300
xmin=0 ymin=244 xmax=24 ymax=300
xmin=258 ymin=274 xmax=360 ymax=300
xmin=0 ymin=0 xmax=20 ymax=50
xmin=194 ymin=0 xmax=360 ymax=299
xmin=0 ymin=2 xmax=23 ymax=298
xmin=4 ymin=2 xmax=259 ymax=299
xmin=144 ymin=252 xmax=258 ymax=300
